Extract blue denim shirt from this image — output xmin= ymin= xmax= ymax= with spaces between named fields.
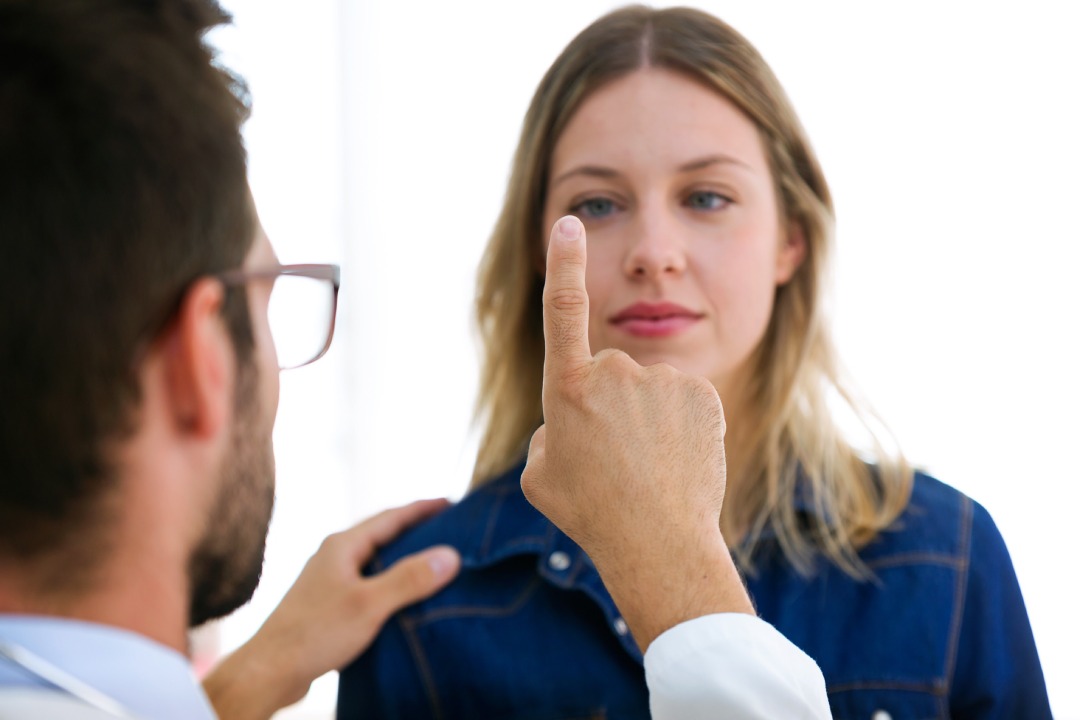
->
xmin=338 ymin=464 xmax=1050 ymax=720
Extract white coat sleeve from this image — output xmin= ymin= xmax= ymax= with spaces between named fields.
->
xmin=643 ymin=613 xmax=831 ymax=720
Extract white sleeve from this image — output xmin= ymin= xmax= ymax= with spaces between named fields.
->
xmin=643 ymin=614 xmax=831 ymax=720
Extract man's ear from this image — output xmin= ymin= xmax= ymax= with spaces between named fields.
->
xmin=776 ymin=221 xmax=808 ymax=286
xmin=163 ymin=278 xmax=234 ymax=439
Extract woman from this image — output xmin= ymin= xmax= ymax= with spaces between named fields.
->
xmin=338 ymin=6 xmax=1050 ymax=719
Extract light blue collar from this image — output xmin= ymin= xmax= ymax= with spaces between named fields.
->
xmin=0 ymin=615 xmax=216 ymax=720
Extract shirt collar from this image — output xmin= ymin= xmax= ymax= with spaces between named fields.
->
xmin=449 ymin=463 xmax=641 ymax=662
xmin=463 ymin=462 xmax=834 ymax=554
xmin=0 ymin=615 xmax=217 ymax=720
xmin=456 ymin=463 xmax=552 ymax=566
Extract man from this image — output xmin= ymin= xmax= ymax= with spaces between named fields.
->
xmin=1 ymin=2 xmax=456 ymax=716
xmin=0 ymin=1 xmax=828 ymax=719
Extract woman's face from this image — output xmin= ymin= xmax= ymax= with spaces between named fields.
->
xmin=542 ymin=68 xmax=804 ymax=401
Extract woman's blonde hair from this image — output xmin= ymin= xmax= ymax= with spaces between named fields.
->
xmin=472 ymin=5 xmax=912 ymax=577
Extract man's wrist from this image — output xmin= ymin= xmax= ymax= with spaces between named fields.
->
xmin=591 ymin=528 xmax=754 ymax=651
xmin=203 ymin=635 xmax=307 ymax=720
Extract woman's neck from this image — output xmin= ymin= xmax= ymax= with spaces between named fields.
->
xmin=716 ymin=384 xmax=754 ymax=546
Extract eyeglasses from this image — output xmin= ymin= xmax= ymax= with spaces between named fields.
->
xmin=218 ymin=263 xmax=340 ymax=370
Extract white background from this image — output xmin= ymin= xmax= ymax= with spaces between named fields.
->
xmin=209 ymin=2 xmax=1080 ymax=717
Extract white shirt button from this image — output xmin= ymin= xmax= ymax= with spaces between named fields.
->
xmin=614 ymin=617 xmax=629 ymax=636
xmin=872 ymin=711 xmax=892 ymax=720
xmin=548 ymin=551 xmax=571 ymax=571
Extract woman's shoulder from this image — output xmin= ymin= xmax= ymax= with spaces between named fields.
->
xmin=368 ymin=461 xmax=545 ymax=570
xmin=851 ymin=472 xmax=1010 ymax=574
xmin=860 ymin=470 xmax=1001 ymax=565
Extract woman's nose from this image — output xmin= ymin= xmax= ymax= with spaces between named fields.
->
xmin=623 ymin=210 xmax=687 ymax=279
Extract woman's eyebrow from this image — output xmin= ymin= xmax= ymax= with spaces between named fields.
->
xmin=552 ymin=154 xmax=754 ymax=188
xmin=677 ymin=154 xmax=753 ymax=174
xmin=550 ymin=165 xmax=622 ymax=188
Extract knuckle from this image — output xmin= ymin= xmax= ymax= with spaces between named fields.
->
xmin=526 ymin=427 xmax=546 ymax=455
xmin=545 ymin=286 xmax=589 ymax=315
xmin=543 ymin=366 xmax=589 ymax=406
xmin=520 ymin=466 xmax=536 ymax=498
xmin=687 ymin=382 xmax=725 ymax=435
xmin=689 ymin=373 xmax=719 ymax=399
xmin=557 ymin=365 xmax=592 ymax=396
xmin=319 ymin=531 xmax=345 ymax=555
xmin=645 ymin=360 xmax=679 ymax=379
xmin=398 ymin=558 xmax=429 ymax=592
xmin=595 ymin=348 xmax=637 ymax=376
xmin=593 ymin=347 xmax=620 ymax=362
xmin=527 ymin=433 xmax=548 ymax=468
xmin=520 ymin=463 xmax=548 ymax=507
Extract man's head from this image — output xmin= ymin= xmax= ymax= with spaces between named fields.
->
xmin=0 ymin=0 xmax=274 ymax=625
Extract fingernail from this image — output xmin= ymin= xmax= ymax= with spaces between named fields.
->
xmin=557 ymin=216 xmax=581 ymax=242
xmin=428 ymin=546 xmax=460 ymax=579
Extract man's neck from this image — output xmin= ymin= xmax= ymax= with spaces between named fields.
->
xmin=0 ymin=547 xmax=192 ymax=654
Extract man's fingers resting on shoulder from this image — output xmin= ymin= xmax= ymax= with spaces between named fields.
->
xmin=363 ymin=546 xmax=461 ymax=620
xmin=338 ymin=498 xmax=452 ymax=564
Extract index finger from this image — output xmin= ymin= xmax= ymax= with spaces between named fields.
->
xmin=339 ymin=498 xmax=452 ymax=564
xmin=543 ymin=215 xmax=592 ymax=382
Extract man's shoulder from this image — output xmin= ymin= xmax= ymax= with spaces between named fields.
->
xmin=0 ymin=688 xmax=123 ymax=720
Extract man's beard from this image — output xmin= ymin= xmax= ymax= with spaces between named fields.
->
xmin=187 ymin=360 xmax=275 ymax=627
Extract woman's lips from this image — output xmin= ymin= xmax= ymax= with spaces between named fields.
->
xmin=610 ymin=302 xmax=703 ymax=338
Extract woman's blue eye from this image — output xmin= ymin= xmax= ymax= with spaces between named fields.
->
xmin=686 ymin=191 xmax=730 ymax=210
xmin=572 ymin=197 xmax=616 ymax=219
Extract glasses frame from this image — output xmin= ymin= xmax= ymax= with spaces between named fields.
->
xmin=218 ymin=263 xmax=341 ymax=370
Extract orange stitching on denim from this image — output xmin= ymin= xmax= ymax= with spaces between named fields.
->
xmin=864 ymin=552 xmax=963 ymax=570
xmin=827 ymin=679 xmax=942 ymax=694
xmin=399 ymin=613 xmax=444 ymax=720
xmin=943 ymin=495 xmax=973 ymax=694
xmin=410 ymin=575 xmax=544 ymax=625
xmin=479 ymin=486 xmax=510 ymax=558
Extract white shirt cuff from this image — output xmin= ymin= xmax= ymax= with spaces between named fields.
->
xmin=644 ymin=613 xmax=831 ymax=720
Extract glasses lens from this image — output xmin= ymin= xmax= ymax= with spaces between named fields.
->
xmin=267 ymin=274 xmax=334 ymax=369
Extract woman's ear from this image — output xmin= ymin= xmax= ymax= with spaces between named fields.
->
xmin=162 ymin=278 xmax=234 ymax=439
xmin=776 ymin=221 xmax=807 ymax=286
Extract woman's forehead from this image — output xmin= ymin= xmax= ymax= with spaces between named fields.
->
xmin=550 ymin=68 xmax=766 ymax=175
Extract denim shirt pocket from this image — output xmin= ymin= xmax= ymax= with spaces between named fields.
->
xmin=826 ymin=685 xmax=946 ymax=720
xmin=749 ymin=529 xmax=967 ymax=720
xmin=819 ymin=550 xmax=967 ymax=720
xmin=389 ymin=554 xmax=648 ymax=720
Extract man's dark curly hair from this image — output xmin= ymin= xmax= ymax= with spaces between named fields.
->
xmin=0 ymin=0 xmax=255 ymax=585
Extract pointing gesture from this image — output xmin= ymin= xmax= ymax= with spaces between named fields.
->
xmin=537 ymin=216 xmax=594 ymax=380
xmin=521 ymin=215 xmax=753 ymax=652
